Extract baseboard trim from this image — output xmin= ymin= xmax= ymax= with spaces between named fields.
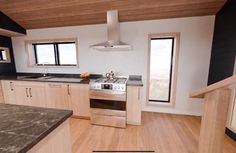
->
xmin=127 ymin=121 xmax=141 ymax=126
xmin=226 ymin=128 xmax=236 ymax=141
xmin=142 ymin=108 xmax=202 ymax=116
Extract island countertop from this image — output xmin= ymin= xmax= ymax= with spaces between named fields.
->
xmin=0 ymin=104 xmax=72 ymax=153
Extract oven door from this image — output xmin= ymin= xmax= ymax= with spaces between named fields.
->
xmin=90 ymin=99 xmax=126 ymax=111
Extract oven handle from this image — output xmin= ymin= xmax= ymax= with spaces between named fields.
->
xmin=89 ymin=89 xmax=126 ymax=95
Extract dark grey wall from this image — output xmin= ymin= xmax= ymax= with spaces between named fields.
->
xmin=207 ymin=0 xmax=236 ymax=85
xmin=0 ymin=11 xmax=26 ymax=35
xmin=0 ymin=35 xmax=16 ymax=75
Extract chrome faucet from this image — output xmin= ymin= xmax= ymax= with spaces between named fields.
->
xmin=42 ymin=64 xmax=48 ymax=77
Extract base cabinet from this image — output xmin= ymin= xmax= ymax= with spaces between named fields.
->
xmin=1 ymin=80 xmax=16 ymax=104
xmin=14 ymin=81 xmax=46 ymax=107
xmin=68 ymin=84 xmax=90 ymax=117
xmin=1 ymin=80 xmax=91 ymax=118
xmin=28 ymin=120 xmax=72 ymax=153
xmin=227 ymin=90 xmax=236 ymax=133
xmin=127 ymin=86 xmax=141 ymax=125
xmin=0 ymin=81 xmax=5 ymax=103
xmin=45 ymin=83 xmax=69 ymax=110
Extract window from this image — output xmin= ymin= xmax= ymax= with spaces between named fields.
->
xmin=0 ymin=49 xmax=7 ymax=61
xmin=148 ymin=33 xmax=180 ymax=105
xmin=33 ymin=42 xmax=77 ymax=66
xmin=0 ymin=47 xmax=11 ymax=63
xmin=25 ymin=38 xmax=78 ymax=67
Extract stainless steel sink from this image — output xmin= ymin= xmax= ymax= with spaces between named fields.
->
xmin=21 ymin=76 xmax=52 ymax=80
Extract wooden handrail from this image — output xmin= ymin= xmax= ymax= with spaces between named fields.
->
xmin=190 ymin=75 xmax=236 ymax=98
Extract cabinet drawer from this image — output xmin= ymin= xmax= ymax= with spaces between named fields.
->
xmin=91 ymin=114 xmax=126 ymax=128
xmin=91 ymin=108 xmax=126 ymax=117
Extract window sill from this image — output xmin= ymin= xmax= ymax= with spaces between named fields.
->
xmin=147 ymin=100 xmax=175 ymax=108
xmin=29 ymin=65 xmax=79 ymax=68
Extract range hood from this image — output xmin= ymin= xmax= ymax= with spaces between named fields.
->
xmin=90 ymin=10 xmax=131 ymax=51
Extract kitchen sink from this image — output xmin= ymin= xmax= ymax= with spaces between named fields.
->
xmin=21 ymin=75 xmax=52 ymax=80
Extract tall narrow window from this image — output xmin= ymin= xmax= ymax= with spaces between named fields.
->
xmin=148 ymin=33 xmax=179 ymax=104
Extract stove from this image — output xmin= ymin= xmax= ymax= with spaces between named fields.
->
xmin=89 ymin=77 xmax=128 ymax=128
xmin=90 ymin=77 xmax=128 ymax=92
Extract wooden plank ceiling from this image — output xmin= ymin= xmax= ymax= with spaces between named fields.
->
xmin=0 ymin=0 xmax=226 ymax=29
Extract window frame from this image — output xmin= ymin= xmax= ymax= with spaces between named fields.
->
xmin=0 ymin=47 xmax=11 ymax=63
xmin=147 ymin=33 xmax=180 ymax=107
xmin=25 ymin=38 xmax=79 ymax=68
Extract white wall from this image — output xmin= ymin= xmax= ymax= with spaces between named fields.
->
xmin=12 ymin=16 xmax=215 ymax=116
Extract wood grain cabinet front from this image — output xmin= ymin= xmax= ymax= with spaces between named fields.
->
xmin=45 ymin=83 xmax=69 ymax=110
xmin=14 ymin=81 xmax=46 ymax=107
xmin=0 ymin=81 xmax=5 ymax=103
xmin=67 ymin=84 xmax=90 ymax=118
xmin=1 ymin=80 xmax=16 ymax=104
xmin=126 ymin=86 xmax=142 ymax=125
xmin=2 ymin=80 xmax=91 ymax=118
xmin=45 ymin=83 xmax=90 ymax=118
xmin=227 ymin=90 xmax=236 ymax=133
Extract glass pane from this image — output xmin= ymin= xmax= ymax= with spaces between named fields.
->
xmin=35 ymin=44 xmax=55 ymax=65
xmin=58 ymin=43 xmax=77 ymax=65
xmin=0 ymin=50 xmax=7 ymax=61
xmin=2 ymin=50 xmax=7 ymax=60
xmin=149 ymin=38 xmax=173 ymax=102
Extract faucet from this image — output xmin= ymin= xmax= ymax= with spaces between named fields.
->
xmin=42 ymin=64 xmax=48 ymax=77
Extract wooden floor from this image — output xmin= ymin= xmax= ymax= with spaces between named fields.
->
xmin=70 ymin=112 xmax=236 ymax=153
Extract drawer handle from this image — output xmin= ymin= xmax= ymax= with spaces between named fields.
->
xmin=67 ymin=84 xmax=70 ymax=95
xmin=10 ymin=82 xmax=14 ymax=91
xmin=29 ymin=88 xmax=32 ymax=97
xmin=26 ymin=88 xmax=29 ymax=97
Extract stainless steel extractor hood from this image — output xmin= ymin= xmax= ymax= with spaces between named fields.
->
xmin=90 ymin=10 xmax=131 ymax=51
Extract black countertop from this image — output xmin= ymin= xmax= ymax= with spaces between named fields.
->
xmin=0 ymin=104 xmax=72 ymax=153
xmin=126 ymin=75 xmax=143 ymax=86
xmin=0 ymin=73 xmax=143 ymax=86
xmin=126 ymin=79 xmax=143 ymax=86
xmin=0 ymin=74 xmax=93 ymax=84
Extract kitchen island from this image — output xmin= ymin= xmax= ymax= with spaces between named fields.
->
xmin=0 ymin=104 xmax=72 ymax=153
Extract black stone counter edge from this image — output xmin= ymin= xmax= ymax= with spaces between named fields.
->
xmin=19 ymin=110 xmax=73 ymax=153
xmin=126 ymin=82 xmax=144 ymax=86
xmin=0 ymin=75 xmax=144 ymax=86
xmin=0 ymin=76 xmax=91 ymax=84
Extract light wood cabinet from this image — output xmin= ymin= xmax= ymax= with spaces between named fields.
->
xmin=1 ymin=80 xmax=16 ymax=104
xmin=28 ymin=120 xmax=72 ymax=153
xmin=45 ymin=83 xmax=69 ymax=110
xmin=126 ymin=86 xmax=141 ymax=125
xmin=231 ymin=103 xmax=236 ymax=131
xmin=68 ymin=84 xmax=90 ymax=117
xmin=13 ymin=81 xmax=46 ymax=107
xmin=2 ymin=80 xmax=90 ymax=118
xmin=227 ymin=90 xmax=236 ymax=133
xmin=0 ymin=81 xmax=5 ymax=103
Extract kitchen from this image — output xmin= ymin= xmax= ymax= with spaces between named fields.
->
xmin=0 ymin=0 xmax=236 ymax=153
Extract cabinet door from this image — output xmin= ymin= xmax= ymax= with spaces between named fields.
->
xmin=0 ymin=81 xmax=5 ymax=103
xmin=68 ymin=84 xmax=90 ymax=117
xmin=1 ymin=80 xmax=16 ymax=104
xmin=14 ymin=84 xmax=31 ymax=106
xmin=127 ymin=86 xmax=141 ymax=125
xmin=231 ymin=105 xmax=236 ymax=131
xmin=29 ymin=84 xmax=47 ymax=108
xmin=45 ymin=83 xmax=69 ymax=109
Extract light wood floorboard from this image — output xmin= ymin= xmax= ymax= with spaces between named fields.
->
xmin=70 ymin=112 xmax=236 ymax=153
